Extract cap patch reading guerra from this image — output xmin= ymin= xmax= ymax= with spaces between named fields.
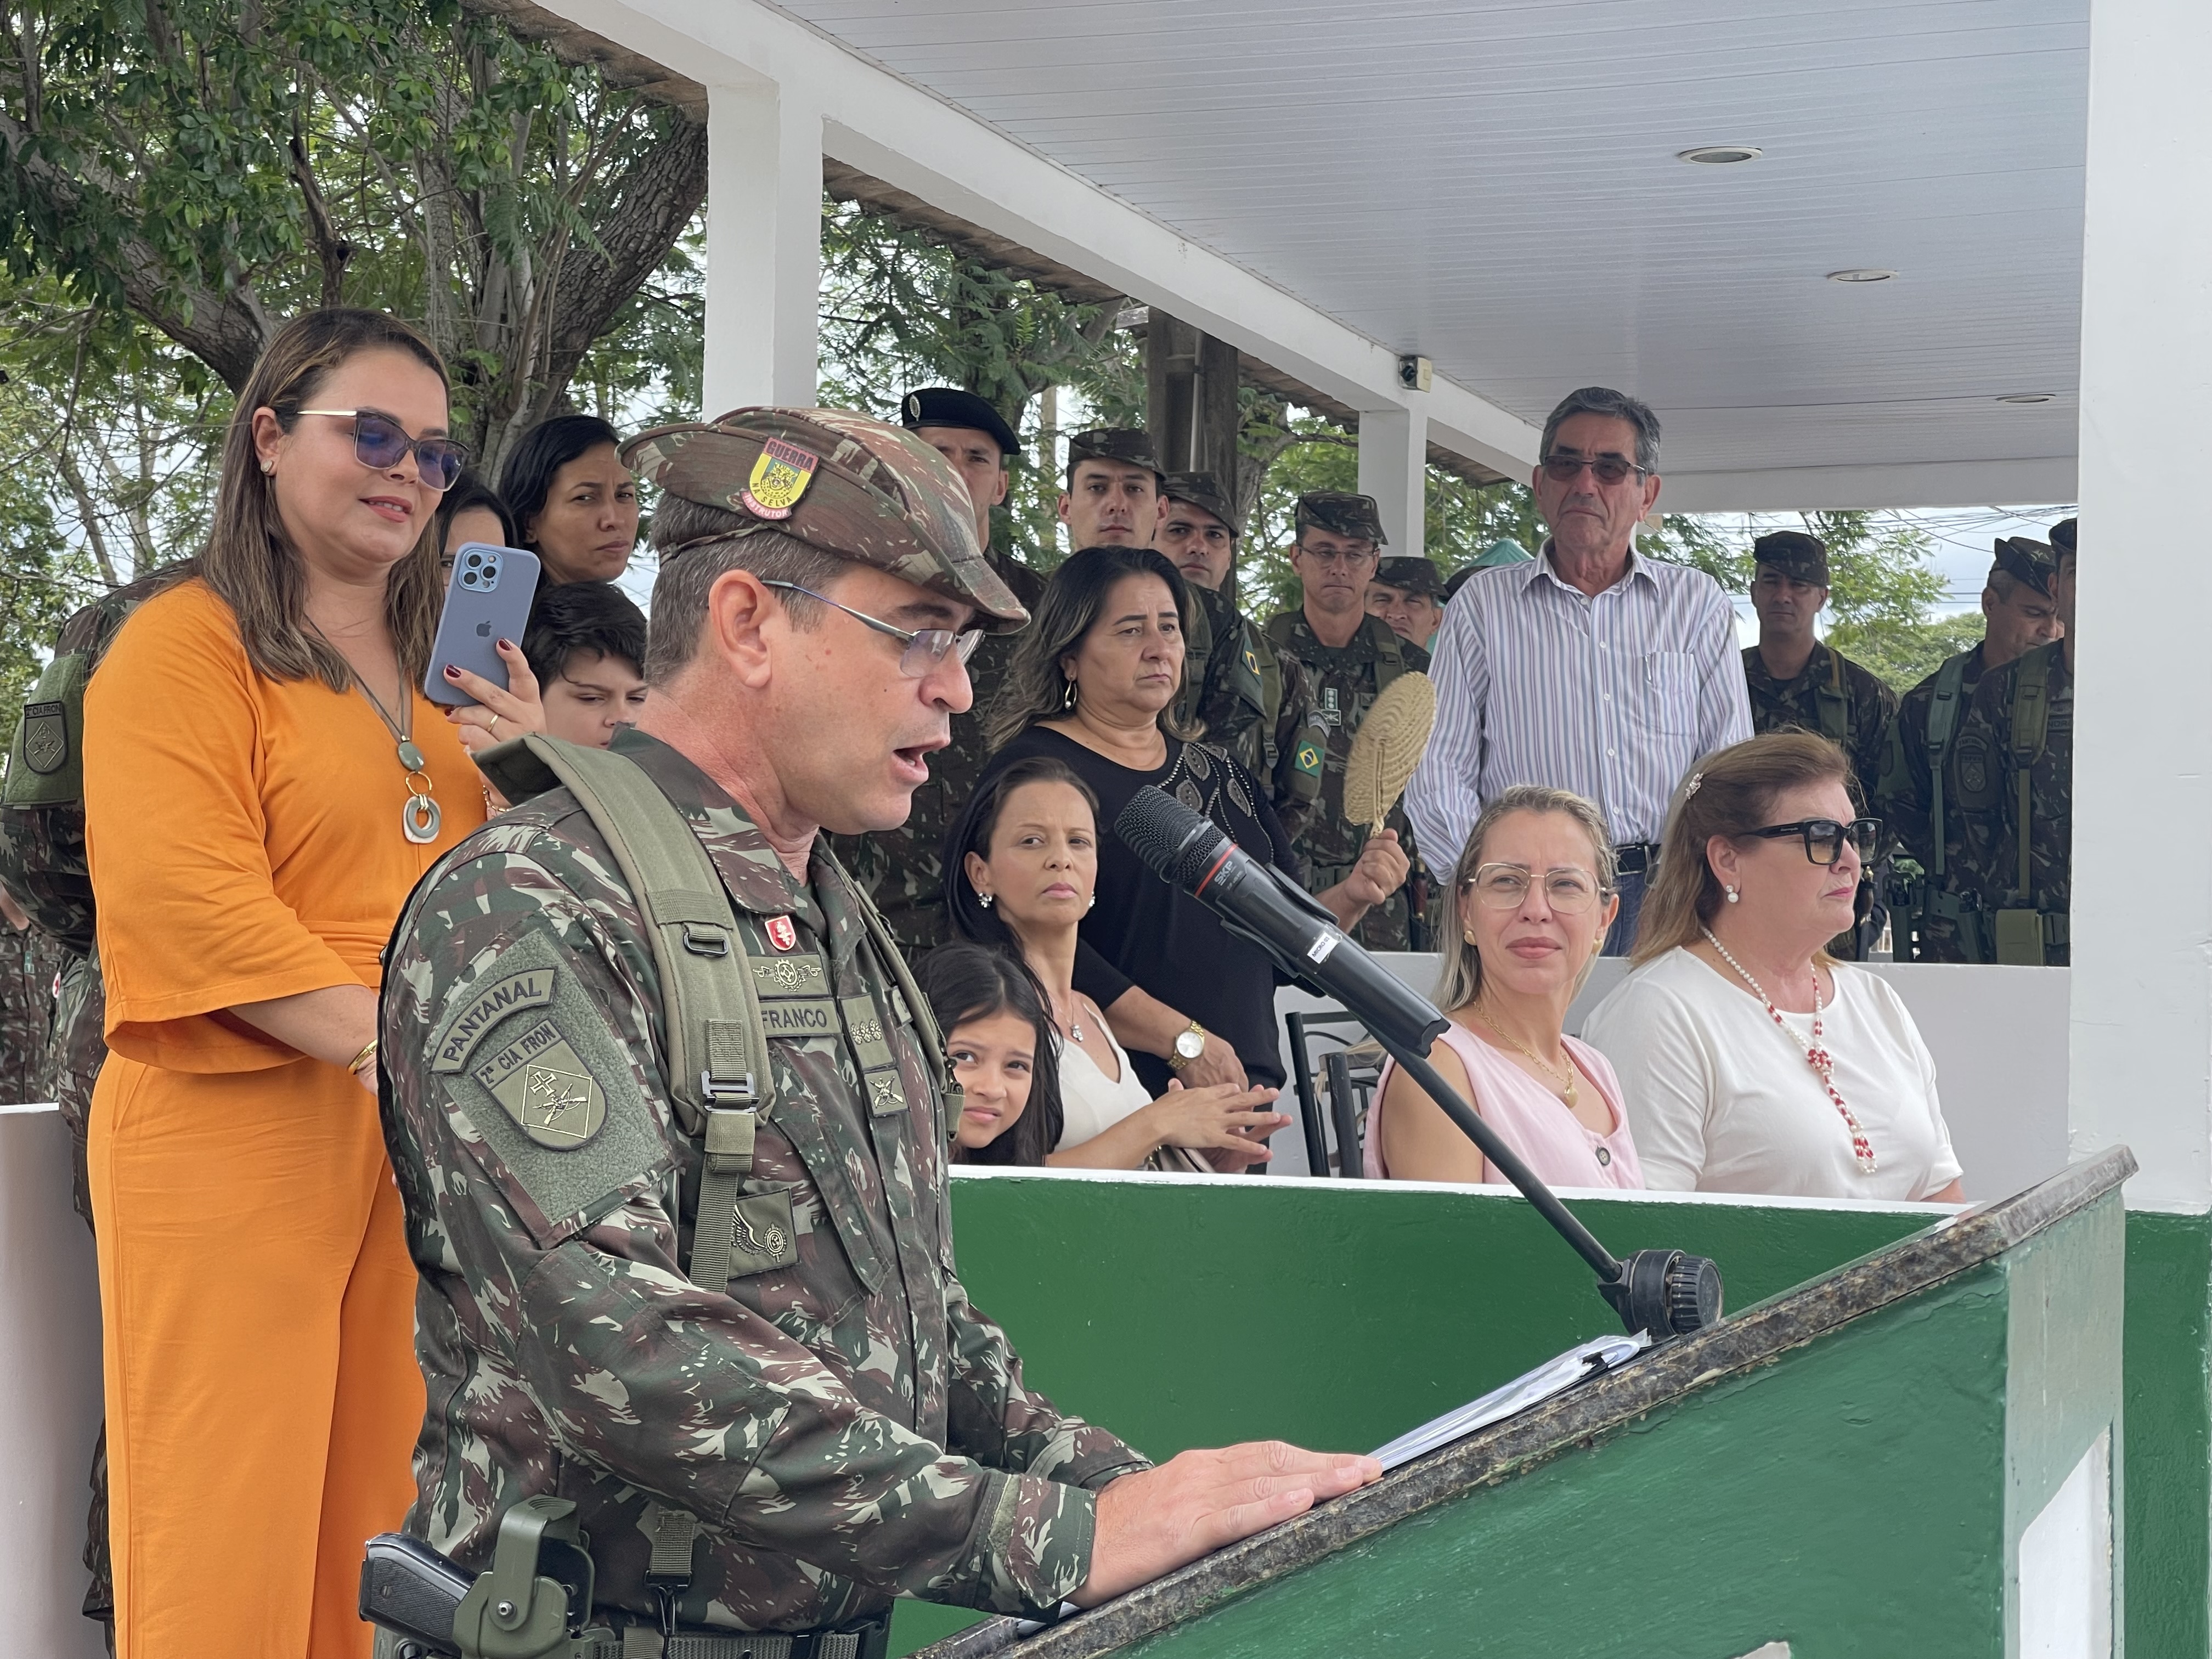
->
xmin=742 ymin=438 xmax=819 ymax=521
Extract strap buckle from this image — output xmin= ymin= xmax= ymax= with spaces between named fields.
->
xmin=702 ymin=1070 xmax=757 ymax=1104
xmin=682 ymin=924 xmax=731 ymax=958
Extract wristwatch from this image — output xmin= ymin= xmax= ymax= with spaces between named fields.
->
xmin=1167 ymin=1021 xmax=1207 ymax=1071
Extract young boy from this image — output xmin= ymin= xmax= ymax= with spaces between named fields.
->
xmin=521 ymin=580 xmax=649 ymax=747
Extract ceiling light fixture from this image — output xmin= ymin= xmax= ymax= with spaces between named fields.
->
xmin=1677 ymin=145 xmax=1763 ymax=165
xmin=1996 ymin=392 xmax=2057 ymax=405
xmin=1826 ymin=268 xmax=1898 ymax=283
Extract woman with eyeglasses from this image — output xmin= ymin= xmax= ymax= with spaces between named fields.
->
xmin=81 ymin=310 xmax=492 ymax=1657
xmin=1367 ymin=785 xmax=1644 ymax=1187
xmin=1582 ymin=732 xmax=1965 ymax=1202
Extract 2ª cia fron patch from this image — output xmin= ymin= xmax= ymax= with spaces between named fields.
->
xmin=472 ymin=1018 xmax=608 ymax=1150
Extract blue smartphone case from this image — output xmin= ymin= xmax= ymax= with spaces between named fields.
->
xmin=422 ymin=543 xmax=542 ymax=707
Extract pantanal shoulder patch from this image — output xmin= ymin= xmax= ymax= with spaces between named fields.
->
xmin=425 ymin=928 xmax=672 ymax=1246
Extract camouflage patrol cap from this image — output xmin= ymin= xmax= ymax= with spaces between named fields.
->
xmin=1295 ymin=490 xmax=1389 ymax=548
xmin=1374 ymin=556 xmax=1443 ymax=597
xmin=620 ymin=407 xmax=1028 ymax=633
xmin=1751 ymin=531 xmax=1829 ymax=586
xmin=2049 ymin=517 xmax=2077 ymax=557
xmin=1162 ymin=471 xmax=1238 ymax=536
xmin=1991 ymin=535 xmax=2057 ymax=597
xmin=1065 ymin=428 xmax=1163 ymax=481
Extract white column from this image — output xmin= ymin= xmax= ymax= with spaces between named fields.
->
xmin=702 ymin=82 xmax=822 ymax=414
xmin=1357 ymin=405 xmax=1427 ymax=562
xmin=2069 ymin=0 xmax=2212 ymax=1209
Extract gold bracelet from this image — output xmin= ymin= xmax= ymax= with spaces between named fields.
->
xmin=347 ymin=1040 xmax=380 ymax=1075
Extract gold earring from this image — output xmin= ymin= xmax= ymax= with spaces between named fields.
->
xmin=1463 ymin=927 xmax=1479 ymax=946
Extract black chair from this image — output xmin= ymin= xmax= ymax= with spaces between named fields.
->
xmin=1284 ymin=1009 xmax=1385 ymax=1178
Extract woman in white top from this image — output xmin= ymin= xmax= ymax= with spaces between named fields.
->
xmin=1583 ymin=731 xmax=1965 ymax=1202
xmin=951 ymin=755 xmax=1288 ymax=1171
xmin=1368 ymin=785 xmax=1644 ymax=1189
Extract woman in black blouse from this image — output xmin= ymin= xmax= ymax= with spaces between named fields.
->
xmin=957 ymin=544 xmax=1407 ymax=1095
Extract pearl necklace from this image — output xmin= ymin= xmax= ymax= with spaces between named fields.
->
xmin=1701 ymin=928 xmax=1876 ymax=1173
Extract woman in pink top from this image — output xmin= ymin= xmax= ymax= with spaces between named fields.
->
xmin=1369 ymin=785 xmax=1643 ymax=1189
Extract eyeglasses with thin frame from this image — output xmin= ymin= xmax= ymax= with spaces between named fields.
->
xmin=1463 ymin=862 xmax=1609 ymax=914
xmin=1743 ymin=817 xmax=1881 ymax=867
xmin=1540 ymin=452 xmax=1650 ymax=487
xmin=293 ymin=409 xmax=467 ymax=492
xmin=761 ymin=581 xmax=983 ymax=679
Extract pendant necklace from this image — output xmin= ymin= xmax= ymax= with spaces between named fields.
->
xmin=1054 ymin=991 xmax=1085 ymax=1043
xmin=1701 ymin=927 xmax=1876 ymax=1172
xmin=354 ymin=671 xmax=441 ymax=845
xmin=1471 ymin=999 xmax=1578 ymax=1111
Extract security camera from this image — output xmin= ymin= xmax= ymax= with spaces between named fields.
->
xmin=1397 ymin=354 xmax=1432 ymax=393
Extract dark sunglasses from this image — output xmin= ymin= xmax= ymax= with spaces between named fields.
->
xmin=1744 ymin=817 xmax=1881 ymax=866
xmin=295 ymin=408 xmax=467 ymax=492
xmin=1541 ymin=452 xmax=1649 ymax=487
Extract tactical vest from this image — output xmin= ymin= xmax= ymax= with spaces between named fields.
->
xmin=1263 ymin=613 xmax=1407 ymax=703
xmin=467 ymin=735 xmax=948 ymax=1657
xmin=1991 ymin=643 xmax=2068 ymax=966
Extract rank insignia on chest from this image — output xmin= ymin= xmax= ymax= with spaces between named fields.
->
xmin=1319 ymin=687 xmax=1342 ymax=728
xmin=741 ymin=438 xmax=819 ymax=521
xmin=472 ymin=1019 xmax=608 ymax=1150
xmin=765 ymin=914 xmax=798 ymax=952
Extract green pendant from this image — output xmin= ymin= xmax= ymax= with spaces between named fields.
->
xmin=397 ymin=740 xmax=426 ymax=772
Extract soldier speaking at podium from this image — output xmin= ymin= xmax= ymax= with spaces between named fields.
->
xmin=375 ymin=408 xmax=1376 ymax=1657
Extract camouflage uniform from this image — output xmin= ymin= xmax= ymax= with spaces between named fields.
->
xmin=831 ymin=552 xmax=1046 ymax=955
xmin=1262 ymin=609 xmax=1428 ymax=952
xmin=0 ymin=566 xmax=179 ymax=1639
xmin=1160 ymin=473 xmax=1326 ymax=843
xmin=1948 ymin=637 xmax=2073 ymax=966
xmin=1742 ymin=642 xmax=1895 ymax=804
xmin=0 ymin=917 xmax=61 ymax=1103
xmin=379 ymin=409 xmax=1148 ymax=1643
xmin=1874 ymin=538 xmax=2058 ymax=963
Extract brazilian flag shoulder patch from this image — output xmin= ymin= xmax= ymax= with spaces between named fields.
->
xmin=1294 ymin=740 xmax=1324 ymax=779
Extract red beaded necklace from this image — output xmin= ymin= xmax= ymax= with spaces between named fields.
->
xmin=1701 ymin=928 xmax=1876 ymax=1173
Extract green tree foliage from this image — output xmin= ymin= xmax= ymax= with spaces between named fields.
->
xmin=0 ymin=0 xmax=708 ymax=475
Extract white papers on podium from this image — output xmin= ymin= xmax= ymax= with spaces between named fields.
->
xmin=1367 ymin=1331 xmax=1652 ymax=1472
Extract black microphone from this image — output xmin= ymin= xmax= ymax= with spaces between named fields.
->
xmin=1115 ymin=785 xmax=1723 ymax=1341
xmin=1114 ymin=782 xmax=1449 ymax=1056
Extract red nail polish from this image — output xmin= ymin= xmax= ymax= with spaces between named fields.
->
xmin=443 ymin=665 xmax=460 ymax=678
xmin=498 ymin=639 xmax=514 ymax=651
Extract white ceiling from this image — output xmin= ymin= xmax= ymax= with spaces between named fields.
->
xmin=771 ymin=0 xmax=2089 ymax=503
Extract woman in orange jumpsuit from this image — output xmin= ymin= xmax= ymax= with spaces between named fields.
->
xmin=84 ymin=311 xmax=496 ymax=1659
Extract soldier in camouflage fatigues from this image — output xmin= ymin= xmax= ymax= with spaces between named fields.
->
xmin=1874 ymin=537 xmax=2063 ymax=962
xmin=1156 ymin=471 xmax=1327 ymax=843
xmin=1266 ymin=493 xmax=1429 ymax=952
xmin=379 ymin=408 xmax=1370 ymax=1650
xmin=0 ymin=900 xmax=61 ymax=1103
xmin=1945 ymin=522 xmax=2078 ymax=966
xmin=830 ymin=389 xmax=1043 ymax=955
xmin=0 ymin=564 xmax=183 ymax=1645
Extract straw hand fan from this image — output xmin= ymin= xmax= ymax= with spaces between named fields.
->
xmin=1342 ymin=672 xmax=1436 ymax=831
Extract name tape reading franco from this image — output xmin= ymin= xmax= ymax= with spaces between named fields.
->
xmin=433 ymin=968 xmax=557 ymax=1073
xmin=761 ymin=997 xmax=840 ymax=1039
xmin=472 ymin=1018 xmax=608 ymax=1150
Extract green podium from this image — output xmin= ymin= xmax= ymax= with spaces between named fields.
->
xmin=920 ymin=1149 xmax=2131 ymax=1659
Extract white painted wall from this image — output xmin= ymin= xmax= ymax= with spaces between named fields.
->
xmin=2069 ymin=0 xmax=2212 ymax=1216
xmin=1275 ymin=956 xmax=2070 ymax=1205
xmin=0 ymin=1105 xmax=108 ymax=1658
xmin=2017 ymin=1430 xmax=2114 ymax=1659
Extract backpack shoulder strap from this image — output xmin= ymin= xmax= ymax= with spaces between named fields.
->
xmin=499 ymin=735 xmax=774 ymax=1292
xmin=828 ymin=846 xmax=950 ymax=1092
xmin=1813 ymin=645 xmax=1850 ymax=745
xmin=1371 ymin=621 xmax=1406 ymax=695
xmin=1923 ymin=650 xmax=1972 ymax=878
xmin=2008 ymin=646 xmax=2055 ymax=906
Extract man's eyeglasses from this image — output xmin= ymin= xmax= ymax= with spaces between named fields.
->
xmin=1540 ymin=452 xmax=1649 ymax=487
xmin=761 ymin=582 xmax=982 ymax=679
xmin=1463 ymin=863 xmax=1608 ymax=914
xmin=294 ymin=409 xmax=467 ymax=492
xmin=1744 ymin=817 xmax=1881 ymax=867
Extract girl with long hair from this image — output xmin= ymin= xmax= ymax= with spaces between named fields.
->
xmin=919 ymin=941 xmax=1064 ymax=1165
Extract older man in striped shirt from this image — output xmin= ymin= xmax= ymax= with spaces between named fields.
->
xmin=1406 ymin=387 xmax=1752 ymax=953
